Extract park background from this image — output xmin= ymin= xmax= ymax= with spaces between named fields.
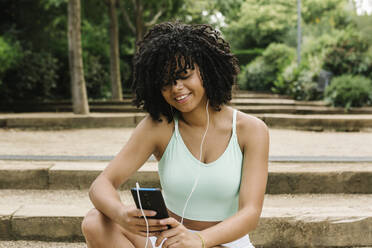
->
xmin=1 ymin=0 xmax=372 ymax=112
xmin=1 ymin=1 xmax=372 ymax=248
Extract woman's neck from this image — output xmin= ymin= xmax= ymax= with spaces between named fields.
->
xmin=180 ymin=103 xmax=223 ymax=128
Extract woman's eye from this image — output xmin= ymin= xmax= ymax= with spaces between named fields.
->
xmin=178 ymin=75 xmax=189 ymax=80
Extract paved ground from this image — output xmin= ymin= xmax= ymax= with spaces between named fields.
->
xmin=0 ymin=241 xmax=370 ymax=248
xmin=2 ymin=127 xmax=372 ymax=157
xmin=2 ymin=189 xmax=372 ymax=212
xmin=0 ymin=241 xmax=86 ymax=248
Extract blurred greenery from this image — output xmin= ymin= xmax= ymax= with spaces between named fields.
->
xmin=238 ymin=43 xmax=295 ymax=91
xmin=325 ymin=74 xmax=372 ymax=108
xmin=0 ymin=0 xmax=371 ymax=108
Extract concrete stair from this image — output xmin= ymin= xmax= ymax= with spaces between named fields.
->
xmin=1 ymin=189 xmax=371 ymax=246
xmin=1 ymin=91 xmax=372 ymax=131
xmin=4 ymin=97 xmax=372 ymax=115
xmin=0 ymin=241 xmax=86 ymax=247
xmin=1 ymin=161 xmax=372 ymax=194
xmin=1 ymin=112 xmax=372 ymax=131
xmin=1 ymin=160 xmax=372 ymax=247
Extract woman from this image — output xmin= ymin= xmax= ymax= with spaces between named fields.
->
xmin=82 ymin=22 xmax=269 ymax=248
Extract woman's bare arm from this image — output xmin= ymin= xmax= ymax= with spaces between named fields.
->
xmin=88 ymin=116 xmax=170 ymax=224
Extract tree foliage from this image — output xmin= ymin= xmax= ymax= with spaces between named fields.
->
xmin=225 ymin=0 xmax=353 ymax=50
xmin=225 ymin=0 xmax=297 ymax=49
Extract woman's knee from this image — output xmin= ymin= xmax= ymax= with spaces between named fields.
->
xmin=81 ymin=208 xmax=107 ymax=238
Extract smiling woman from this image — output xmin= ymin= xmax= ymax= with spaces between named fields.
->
xmin=160 ymin=64 xmax=206 ymax=113
xmin=82 ymin=21 xmax=269 ymax=248
xmin=132 ymin=22 xmax=240 ymax=123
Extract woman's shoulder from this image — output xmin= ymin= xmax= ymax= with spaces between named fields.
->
xmin=135 ymin=115 xmax=175 ymax=160
xmin=235 ymin=109 xmax=269 ymax=144
xmin=134 ymin=114 xmax=174 ymax=142
xmin=136 ymin=114 xmax=174 ymax=132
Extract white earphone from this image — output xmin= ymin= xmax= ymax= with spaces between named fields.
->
xmin=180 ymin=100 xmax=209 ymax=225
xmin=135 ymin=182 xmax=150 ymax=248
xmin=137 ymin=100 xmax=210 ymax=248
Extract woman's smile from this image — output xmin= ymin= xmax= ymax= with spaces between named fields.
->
xmin=175 ymin=93 xmax=192 ymax=104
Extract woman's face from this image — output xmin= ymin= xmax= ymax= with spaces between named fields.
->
xmin=161 ymin=64 xmax=207 ymax=113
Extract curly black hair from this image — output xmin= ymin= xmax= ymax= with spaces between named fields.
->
xmin=132 ymin=21 xmax=240 ymax=122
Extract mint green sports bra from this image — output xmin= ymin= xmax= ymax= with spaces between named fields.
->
xmin=158 ymin=109 xmax=243 ymax=221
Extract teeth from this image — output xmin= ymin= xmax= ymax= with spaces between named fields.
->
xmin=176 ymin=94 xmax=188 ymax=100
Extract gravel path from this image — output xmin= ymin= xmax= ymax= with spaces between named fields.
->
xmin=2 ymin=128 xmax=372 ymax=157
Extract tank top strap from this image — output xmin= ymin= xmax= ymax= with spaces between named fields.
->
xmin=232 ymin=109 xmax=237 ymax=136
xmin=174 ymin=116 xmax=180 ymax=138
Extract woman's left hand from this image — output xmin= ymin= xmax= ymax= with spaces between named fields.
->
xmin=155 ymin=217 xmax=203 ymax=248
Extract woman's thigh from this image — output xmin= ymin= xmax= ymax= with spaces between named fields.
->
xmin=118 ymin=224 xmax=154 ymax=248
xmin=83 ymin=208 xmax=152 ymax=248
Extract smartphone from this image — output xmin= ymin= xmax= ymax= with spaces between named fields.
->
xmin=130 ymin=187 xmax=169 ymax=219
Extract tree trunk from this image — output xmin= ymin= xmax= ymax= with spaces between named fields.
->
xmin=108 ymin=0 xmax=123 ymax=100
xmin=68 ymin=0 xmax=89 ymax=114
xmin=135 ymin=0 xmax=144 ymax=47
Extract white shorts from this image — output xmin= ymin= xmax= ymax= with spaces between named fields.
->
xmin=149 ymin=229 xmax=254 ymax=248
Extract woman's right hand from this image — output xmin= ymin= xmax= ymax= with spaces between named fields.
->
xmin=118 ymin=205 xmax=169 ymax=237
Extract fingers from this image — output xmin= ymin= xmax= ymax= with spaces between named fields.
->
xmin=154 ymin=219 xmax=183 ymax=247
xmin=155 ymin=233 xmax=180 ymax=247
xmin=131 ymin=216 xmax=167 ymax=227
xmin=160 ymin=217 xmax=180 ymax=228
xmin=162 ymin=237 xmax=180 ymax=248
xmin=137 ymin=231 xmax=162 ymax=237
xmin=136 ymin=224 xmax=169 ymax=233
xmin=127 ymin=208 xmax=157 ymax=218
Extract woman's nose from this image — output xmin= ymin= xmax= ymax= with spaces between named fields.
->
xmin=172 ymin=80 xmax=184 ymax=91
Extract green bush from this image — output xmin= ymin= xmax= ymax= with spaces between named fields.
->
xmin=272 ymin=61 xmax=298 ymax=95
xmin=273 ymin=51 xmax=328 ymax=101
xmin=233 ymin=49 xmax=263 ymax=66
xmin=0 ymin=36 xmax=22 ymax=87
xmin=288 ymin=67 xmax=322 ymax=101
xmin=262 ymin=43 xmax=295 ymax=72
xmin=238 ymin=58 xmax=272 ymax=91
xmin=83 ymin=54 xmax=111 ymax=99
xmin=1 ymin=50 xmax=60 ymax=102
xmin=323 ymin=30 xmax=371 ymax=77
xmin=325 ymin=74 xmax=372 ymax=108
xmin=273 ymin=31 xmax=356 ymax=101
xmin=0 ymin=37 xmax=21 ymax=73
xmin=301 ymin=31 xmax=341 ymax=59
xmin=238 ymin=43 xmax=295 ymax=91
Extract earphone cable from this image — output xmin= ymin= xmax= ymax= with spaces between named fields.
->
xmin=181 ymin=100 xmax=209 ymax=225
xmin=136 ymin=182 xmax=149 ymax=248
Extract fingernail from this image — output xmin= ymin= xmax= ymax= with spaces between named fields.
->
xmin=151 ymin=211 xmax=157 ymax=215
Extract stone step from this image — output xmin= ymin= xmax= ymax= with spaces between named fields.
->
xmin=237 ymin=105 xmax=372 ymax=114
xmin=8 ymin=98 xmax=327 ymax=106
xmin=129 ymin=91 xmax=293 ymax=100
xmin=232 ymin=98 xmax=326 ymax=106
xmin=1 ymin=160 xmax=371 ymax=194
xmin=0 ymin=190 xmax=371 ymax=247
xmin=1 ymin=112 xmax=372 ymax=131
xmin=0 ymin=241 xmax=85 ymax=248
xmin=0 ymin=243 xmax=368 ymax=248
xmin=2 ymin=98 xmax=318 ymax=107
xmin=232 ymin=92 xmax=293 ymax=99
xmin=6 ymin=103 xmax=372 ymax=115
xmin=60 ymin=105 xmax=372 ymax=115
